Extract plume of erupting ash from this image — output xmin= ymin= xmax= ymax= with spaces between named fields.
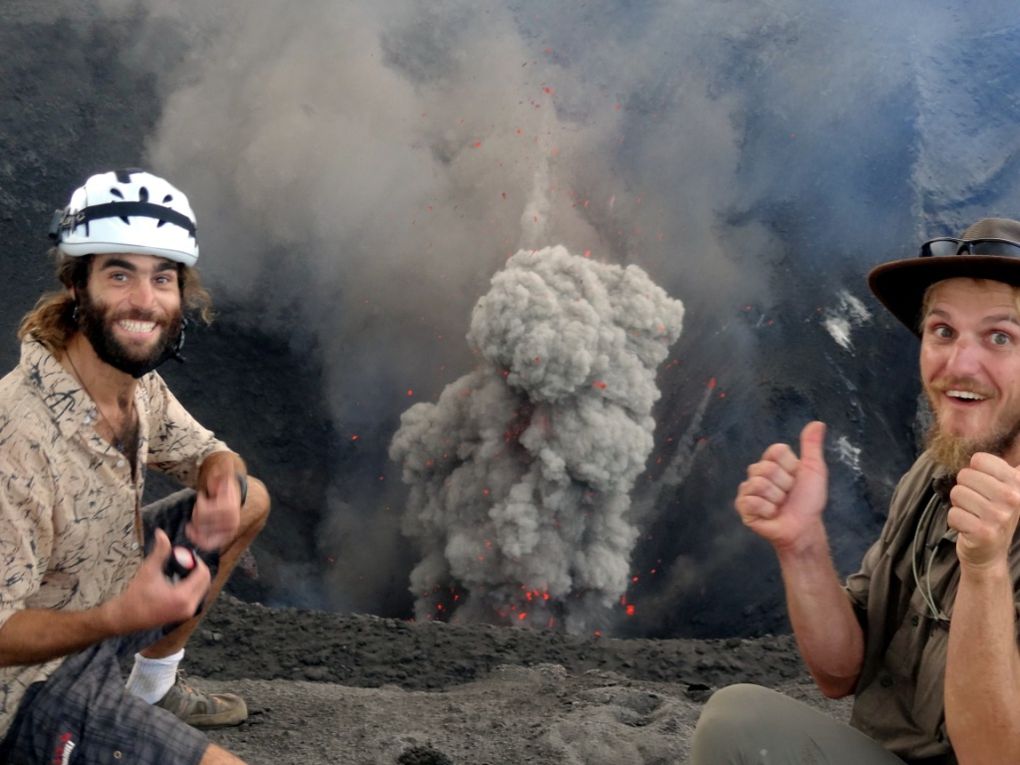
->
xmin=389 ymin=246 xmax=684 ymax=633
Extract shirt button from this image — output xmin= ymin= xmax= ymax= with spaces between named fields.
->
xmin=131 ymin=542 xmax=139 ymax=551
xmin=911 ymin=615 xmax=920 ymax=626
xmin=113 ymin=752 xmax=123 ymax=760
xmin=880 ymin=675 xmax=894 ymax=688
xmin=116 ymin=458 xmax=125 ymax=468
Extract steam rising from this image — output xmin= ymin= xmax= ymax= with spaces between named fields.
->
xmin=823 ymin=290 xmax=872 ymax=352
xmin=76 ymin=0 xmax=1020 ymax=634
xmin=390 ymin=247 xmax=683 ymax=631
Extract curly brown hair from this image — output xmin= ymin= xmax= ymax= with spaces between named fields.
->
xmin=18 ymin=249 xmax=214 ymax=354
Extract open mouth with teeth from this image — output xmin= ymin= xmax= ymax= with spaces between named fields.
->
xmin=116 ymin=319 xmax=159 ymax=334
xmin=945 ymin=389 xmax=990 ymax=403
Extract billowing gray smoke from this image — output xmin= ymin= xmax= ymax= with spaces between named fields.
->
xmin=390 ymin=246 xmax=683 ymax=631
xmin=64 ymin=0 xmax=1020 ymax=636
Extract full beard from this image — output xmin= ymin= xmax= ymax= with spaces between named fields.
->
xmin=925 ymin=403 xmax=1020 ymax=475
xmin=77 ymin=289 xmax=183 ymax=379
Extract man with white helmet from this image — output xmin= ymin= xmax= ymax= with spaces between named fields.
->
xmin=0 ymin=169 xmax=269 ymax=764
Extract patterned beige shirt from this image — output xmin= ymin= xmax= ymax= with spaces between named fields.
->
xmin=0 ymin=339 xmax=229 ymax=734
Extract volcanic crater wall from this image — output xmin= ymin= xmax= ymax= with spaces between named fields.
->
xmin=5 ymin=1 xmax=1020 ymax=637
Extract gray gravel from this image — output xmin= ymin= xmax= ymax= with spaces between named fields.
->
xmin=188 ymin=597 xmax=850 ymax=764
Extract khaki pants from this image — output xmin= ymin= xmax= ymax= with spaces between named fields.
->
xmin=690 ymin=684 xmax=909 ymax=764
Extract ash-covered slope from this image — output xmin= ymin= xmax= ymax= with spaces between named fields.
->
xmin=187 ymin=595 xmax=805 ymax=692
xmin=187 ymin=596 xmax=840 ymax=765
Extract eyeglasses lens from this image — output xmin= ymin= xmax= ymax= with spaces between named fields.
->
xmin=919 ymin=238 xmax=1020 ymax=258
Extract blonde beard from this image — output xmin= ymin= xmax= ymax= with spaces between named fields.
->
xmin=926 ymin=429 xmax=982 ymax=475
xmin=925 ymin=419 xmax=1020 ymax=475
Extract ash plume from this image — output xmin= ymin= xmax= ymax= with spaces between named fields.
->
xmin=390 ymin=246 xmax=683 ymax=632
xmin=71 ymin=0 xmax=1020 ymax=635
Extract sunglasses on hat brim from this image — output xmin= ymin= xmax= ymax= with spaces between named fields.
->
xmin=919 ymin=237 xmax=1020 ymax=258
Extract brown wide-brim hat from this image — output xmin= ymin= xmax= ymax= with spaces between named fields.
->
xmin=868 ymin=217 xmax=1020 ymax=336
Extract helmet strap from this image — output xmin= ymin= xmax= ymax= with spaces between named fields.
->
xmin=53 ymin=201 xmax=196 ymax=243
xmin=170 ymin=316 xmax=189 ymax=363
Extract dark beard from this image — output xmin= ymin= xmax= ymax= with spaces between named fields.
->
xmin=925 ymin=418 xmax=1020 ymax=475
xmin=76 ymin=288 xmax=183 ymax=379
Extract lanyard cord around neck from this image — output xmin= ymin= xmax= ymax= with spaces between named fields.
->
xmin=65 ymin=348 xmax=136 ymax=455
xmin=910 ymin=490 xmax=950 ymax=624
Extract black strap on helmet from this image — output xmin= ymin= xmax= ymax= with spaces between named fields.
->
xmin=49 ymin=201 xmax=197 ymax=242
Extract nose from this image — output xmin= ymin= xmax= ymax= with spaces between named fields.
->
xmin=128 ymin=279 xmax=156 ymax=309
xmin=944 ymin=336 xmax=983 ymax=375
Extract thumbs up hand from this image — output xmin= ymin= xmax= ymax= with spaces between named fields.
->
xmin=735 ymin=421 xmax=830 ymax=554
xmin=949 ymin=452 xmax=1020 ymax=572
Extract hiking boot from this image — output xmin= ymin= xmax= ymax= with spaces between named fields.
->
xmin=153 ymin=672 xmax=248 ymax=728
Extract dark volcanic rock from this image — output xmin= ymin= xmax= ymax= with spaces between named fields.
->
xmin=187 ymin=596 xmax=844 ymax=765
xmin=187 ymin=596 xmax=807 ymax=692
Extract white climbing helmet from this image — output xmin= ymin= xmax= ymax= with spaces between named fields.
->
xmin=50 ymin=169 xmax=199 ymax=266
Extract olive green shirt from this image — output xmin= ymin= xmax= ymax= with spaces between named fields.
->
xmin=0 ymin=340 xmax=229 ymax=735
xmin=845 ymin=451 xmax=1020 ymax=764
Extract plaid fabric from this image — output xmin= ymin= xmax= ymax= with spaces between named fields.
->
xmin=0 ymin=490 xmax=220 ymax=763
xmin=142 ymin=488 xmax=221 ymax=583
xmin=0 ymin=637 xmax=208 ymax=765
xmin=142 ymin=488 xmax=221 ymax=629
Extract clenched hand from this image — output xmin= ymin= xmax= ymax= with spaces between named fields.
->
xmin=102 ymin=529 xmax=211 ymax=634
xmin=949 ymin=452 xmax=1020 ymax=571
xmin=734 ymin=421 xmax=829 ymax=554
xmin=188 ymin=462 xmax=242 ymax=551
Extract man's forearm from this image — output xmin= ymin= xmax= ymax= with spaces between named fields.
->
xmin=945 ymin=565 xmax=1020 ymax=763
xmin=0 ymin=604 xmax=117 ymax=667
xmin=198 ymin=450 xmax=246 ymax=491
xmin=777 ymin=529 xmax=864 ymax=698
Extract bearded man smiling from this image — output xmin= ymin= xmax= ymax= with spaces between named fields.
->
xmin=0 ymin=170 xmax=269 ymax=765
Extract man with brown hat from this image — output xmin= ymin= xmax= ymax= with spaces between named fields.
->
xmin=690 ymin=218 xmax=1020 ymax=764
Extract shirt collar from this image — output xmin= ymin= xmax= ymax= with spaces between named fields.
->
xmin=927 ymin=467 xmax=960 ymax=544
xmin=931 ymin=472 xmax=955 ymax=504
xmin=20 ymin=339 xmax=158 ymax=471
xmin=19 ymin=338 xmax=96 ymax=442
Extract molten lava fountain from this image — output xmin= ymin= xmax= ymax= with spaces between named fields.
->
xmin=390 ymin=246 xmax=684 ymax=633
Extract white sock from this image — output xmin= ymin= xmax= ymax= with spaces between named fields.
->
xmin=125 ymin=648 xmax=185 ymax=704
